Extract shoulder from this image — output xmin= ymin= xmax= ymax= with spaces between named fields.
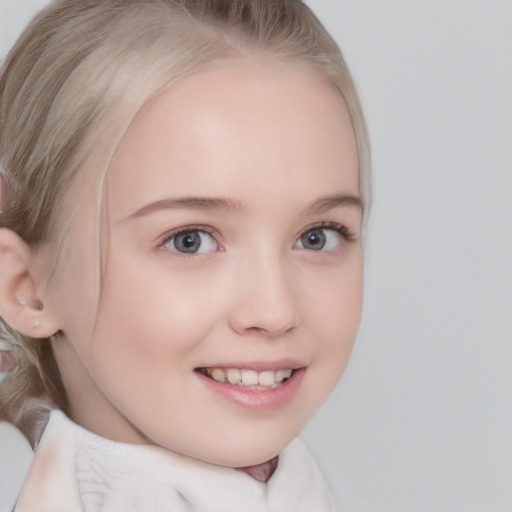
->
xmin=0 ymin=421 xmax=33 ymax=512
xmin=13 ymin=410 xmax=84 ymax=512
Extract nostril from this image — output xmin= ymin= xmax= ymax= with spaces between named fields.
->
xmin=252 ymin=324 xmax=295 ymax=337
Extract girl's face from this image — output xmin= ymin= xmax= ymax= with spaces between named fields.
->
xmin=48 ymin=60 xmax=363 ymax=467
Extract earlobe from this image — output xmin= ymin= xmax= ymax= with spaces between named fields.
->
xmin=0 ymin=228 xmax=59 ymax=338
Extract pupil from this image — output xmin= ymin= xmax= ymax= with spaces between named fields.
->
xmin=302 ymin=229 xmax=326 ymax=250
xmin=175 ymin=232 xmax=200 ymax=253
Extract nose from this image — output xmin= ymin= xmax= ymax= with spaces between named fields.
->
xmin=228 ymin=254 xmax=301 ymax=338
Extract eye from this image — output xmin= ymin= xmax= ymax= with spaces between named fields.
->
xmin=163 ymin=229 xmax=218 ymax=255
xmin=295 ymin=224 xmax=350 ymax=251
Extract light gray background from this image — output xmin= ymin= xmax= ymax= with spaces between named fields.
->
xmin=1 ymin=1 xmax=511 ymax=511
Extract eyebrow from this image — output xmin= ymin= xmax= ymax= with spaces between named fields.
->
xmin=303 ymin=194 xmax=364 ymax=216
xmin=126 ymin=196 xmax=246 ymax=220
xmin=124 ymin=193 xmax=363 ymax=221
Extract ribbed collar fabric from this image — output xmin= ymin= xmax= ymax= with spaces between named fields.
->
xmin=15 ymin=410 xmax=338 ymax=512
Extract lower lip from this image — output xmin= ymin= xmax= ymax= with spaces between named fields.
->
xmin=195 ymin=368 xmax=306 ymax=411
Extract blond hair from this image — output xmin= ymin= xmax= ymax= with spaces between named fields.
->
xmin=0 ymin=0 xmax=371 ymax=446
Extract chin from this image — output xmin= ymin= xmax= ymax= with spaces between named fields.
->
xmin=198 ymin=432 xmax=295 ymax=468
xmin=211 ymin=450 xmax=281 ymax=469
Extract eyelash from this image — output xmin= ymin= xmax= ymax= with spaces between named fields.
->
xmin=157 ymin=221 xmax=355 ymax=259
xmin=158 ymin=225 xmax=219 ymax=258
xmin=300 ymin=221 xmax=354 ymax=242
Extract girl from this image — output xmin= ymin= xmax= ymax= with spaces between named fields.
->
xmin=0 ymin=0 xmax=370 ymax=510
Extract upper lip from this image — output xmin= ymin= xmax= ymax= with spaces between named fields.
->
xmin=194 ymin=358 xmax=306 ymax=372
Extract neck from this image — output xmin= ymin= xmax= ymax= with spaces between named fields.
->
xmin=236 ymin=456 xmax=279 ymax=483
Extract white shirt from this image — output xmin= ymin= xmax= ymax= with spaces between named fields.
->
xmin=14 ymin=410 xmax=338 ymax=512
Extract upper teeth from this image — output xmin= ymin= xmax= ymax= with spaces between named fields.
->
xmin=205 ymin=368 xmax=293 ymax=388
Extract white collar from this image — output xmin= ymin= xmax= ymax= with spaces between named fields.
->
xmin=15 ymin=410 xmax=338 ymax=512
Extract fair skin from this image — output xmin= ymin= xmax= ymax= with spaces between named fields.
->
xmin=0 ymin=59 xmax=363 ymax=468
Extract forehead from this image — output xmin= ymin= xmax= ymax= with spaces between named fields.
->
xmin=106 ymin=60 xmax=359 ymax=219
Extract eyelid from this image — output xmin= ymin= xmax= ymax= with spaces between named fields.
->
xmin=296 ymin=221 xmax=355 ymax=242
xmin=293 ymin=221 xmax=358 ymax=253
xmin=157 ymin=225 xmax=222 ymax=254
xmin=155 ymin=221 xmax=356 ymax=257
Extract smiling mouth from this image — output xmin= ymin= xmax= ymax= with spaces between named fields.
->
xmin=195 ymin=367 xmax=296 ymax=390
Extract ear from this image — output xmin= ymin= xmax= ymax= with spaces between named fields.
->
xmin=0 ymin=228 xmax=60 ymax=338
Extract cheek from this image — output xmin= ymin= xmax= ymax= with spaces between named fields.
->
xmin=307 ymin=252 xmax=364 ymax=368
xmin=81 ymin=260 xmax=223 ymax=421
xmin=90 ymin=256 xmax=221 ymax=368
